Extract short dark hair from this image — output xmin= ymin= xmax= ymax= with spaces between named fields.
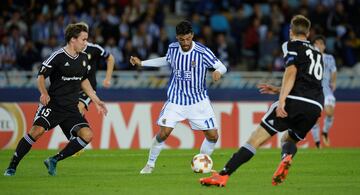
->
xmin=311 ymin=35 xmax=326 ymax=44
xmin=176 ymin=20 xmax=193 ymax=35
xmin=290 ymin=15 xmax=311 ymax=36
xmin=64 ymin=22 xmax=88 ymax=43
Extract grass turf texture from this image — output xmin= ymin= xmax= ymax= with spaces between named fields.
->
xmin=1 ymin=149 xmax=360 ymax=195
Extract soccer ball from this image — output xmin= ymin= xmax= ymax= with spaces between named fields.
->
xmin=191 ymin=153 xmax=213 ymax=173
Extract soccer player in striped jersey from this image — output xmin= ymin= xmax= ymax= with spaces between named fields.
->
xmin=310 ymin=35 xmax=337 ymax=148
xmin=200 ymin=15 xmax=324 ymax=187
xmin=130 ymin=20 xmax=227 ymax=174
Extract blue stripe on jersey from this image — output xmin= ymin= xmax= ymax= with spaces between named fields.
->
xmin=179 ymin=54 xmax=184 ymax=105
xmin=167 ymin=47 xmax=174 ymax=101
xmin=184 ymin=54 xmax=189 ymax=105
xmin=189 ymin=51 xmax=196 ymax=104
xmin=174 ymin=47 xmax=181 ymax=105
xmin=196 ymin=51 xmax=201 ymax=101
xmin=197 ymin=51 xmax=205 ymax=101
xmin=165 ymin=41 xmax=218 ymax=105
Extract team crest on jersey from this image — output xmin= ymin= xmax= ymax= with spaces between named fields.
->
xmin=162 ymin=118 xmax=166 ymax=125
xmin=191 ymin=61 xmax=196 ymax=67
xmin=87 ymin=53 xmax=91 ymax=60
xmin=83 ymin=61 xmax=86 ymax=67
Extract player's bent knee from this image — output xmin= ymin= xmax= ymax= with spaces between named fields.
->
xmin=29 ymin=126 xmax=46 ymax=140
xmin=158 ymin=126 xmax=173 ymax=141
xmin=159 ymin=131 xmax=170 ymax=140
xmin=78 ymin=128 xmax=93 ymax=142
xmin=206 ymin=133 xmax=218 ymax=142
xmin=325 ymin=106 xmax=335 ymax=116
xmin=326 ymin=111 xmax=334 ymax=117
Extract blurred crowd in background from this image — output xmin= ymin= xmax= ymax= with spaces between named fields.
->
xmin=1 ymin=0 xmax=360 ymax=72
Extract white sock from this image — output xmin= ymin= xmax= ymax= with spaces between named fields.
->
xmin=323 ymin=116 xmax=334 ymax=134
xmin=200 ymin=138 xmax=217 ymax=156
xmin=146 ymin=136 xmax=164 ymax=167
xmin=311 ymin=123 xmax=320 ymax=143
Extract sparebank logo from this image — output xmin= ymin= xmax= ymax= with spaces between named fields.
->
xmin=0 ymin=104 xmax=26 ymax=149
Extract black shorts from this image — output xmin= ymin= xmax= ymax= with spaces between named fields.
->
xmin=260 ymin=98 xmax=322 ymax=141
xmin=33 ymin=103 xmax=89 ymax=139
xmin=79 ymin=91 xmax=92 ymax=110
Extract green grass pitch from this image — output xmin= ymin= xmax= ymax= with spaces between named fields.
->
xmin=1 ymin=149 xmax=360 ymax=195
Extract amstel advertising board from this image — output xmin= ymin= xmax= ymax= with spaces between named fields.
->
xmin=1 ymin=102 xmax=359 ymax=149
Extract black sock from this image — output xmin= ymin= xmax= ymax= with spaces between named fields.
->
xmin=281 ymin=141 xmax=297 ymax=159
xmin=52 ymin=137 xmax=88 ymax=161
xmin=219 ymin=143 xmax=256 ymax=176
xmin=8 ymin=134 xmax=35 ymax=170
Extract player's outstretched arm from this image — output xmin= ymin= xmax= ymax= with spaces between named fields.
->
xmin=103 ymin=54 xmax=115 ymax=88
xmin=257 ymin=83 xmax=281 ymax=94
xmin=81 ymin=79 xmax=108 ymax=116
xmin=212 ymin=61 xmax=227 ymax=82
xmin=130 ymin=56 xmax=168 ymax=67
xmin=37 ymin=75 xmax=50 ymax=105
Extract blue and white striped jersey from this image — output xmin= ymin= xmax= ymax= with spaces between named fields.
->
xmin=165 ymin=41 xmax=220 ymax=105
xmin=322 ymin=53 xmax=337 ymax=95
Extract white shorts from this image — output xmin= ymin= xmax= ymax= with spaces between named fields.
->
xmin=324 ymin=94 xmax=336 ymax=107
xmin=157 ymin=98 xmax=218 ymax=130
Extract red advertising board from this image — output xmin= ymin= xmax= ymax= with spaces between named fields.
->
xmin=0 ymin=102 xmax=359 ymax=149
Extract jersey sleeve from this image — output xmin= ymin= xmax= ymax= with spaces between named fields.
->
xmin=38 ymin=51 xmax=59 ymax=78
xmin=203 ymin=47 xmax=220 ymax=68
xmin=165 ymin=44 xmax=173 ymax=64
xmin=282 ymin=41 xmax=298 ymax=67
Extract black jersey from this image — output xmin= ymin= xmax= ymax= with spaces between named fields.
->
xmin=282 ymin=40 xmax=324 ymax=107
xmin=83 ymin=42 xmax=110 ymax=90
xmin=38 ymin=48 xmax=89 ymax=111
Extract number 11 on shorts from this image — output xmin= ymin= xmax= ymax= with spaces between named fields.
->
xmin=205 ymin=118 xmax=215 ymax=129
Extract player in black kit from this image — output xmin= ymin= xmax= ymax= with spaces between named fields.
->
xmin=78 ymin=40 xmax=114 ymax=115
xmin=200 ymin=15 xmax=324 ymax=187
xmin=62 ymin=24 xmax=114 ymax=157
xmin=4 ymin=22 xmax=107 ymax=176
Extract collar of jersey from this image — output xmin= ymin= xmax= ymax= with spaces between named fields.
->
xmin=291 ymin=39 xmax=310 ymax=43
xmin=62 ymin=48 xmax=79 ymax=59
xmin=178 ymin=41 xmax=195 ymax=54
xmin=82 ymin=44 xmax=88 ymax=52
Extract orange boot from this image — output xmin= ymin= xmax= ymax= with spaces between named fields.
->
xmin=200 ymin=172 xmax=229 ymax=187
xmin=272 ymin=154 xmax=292 ymax=186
